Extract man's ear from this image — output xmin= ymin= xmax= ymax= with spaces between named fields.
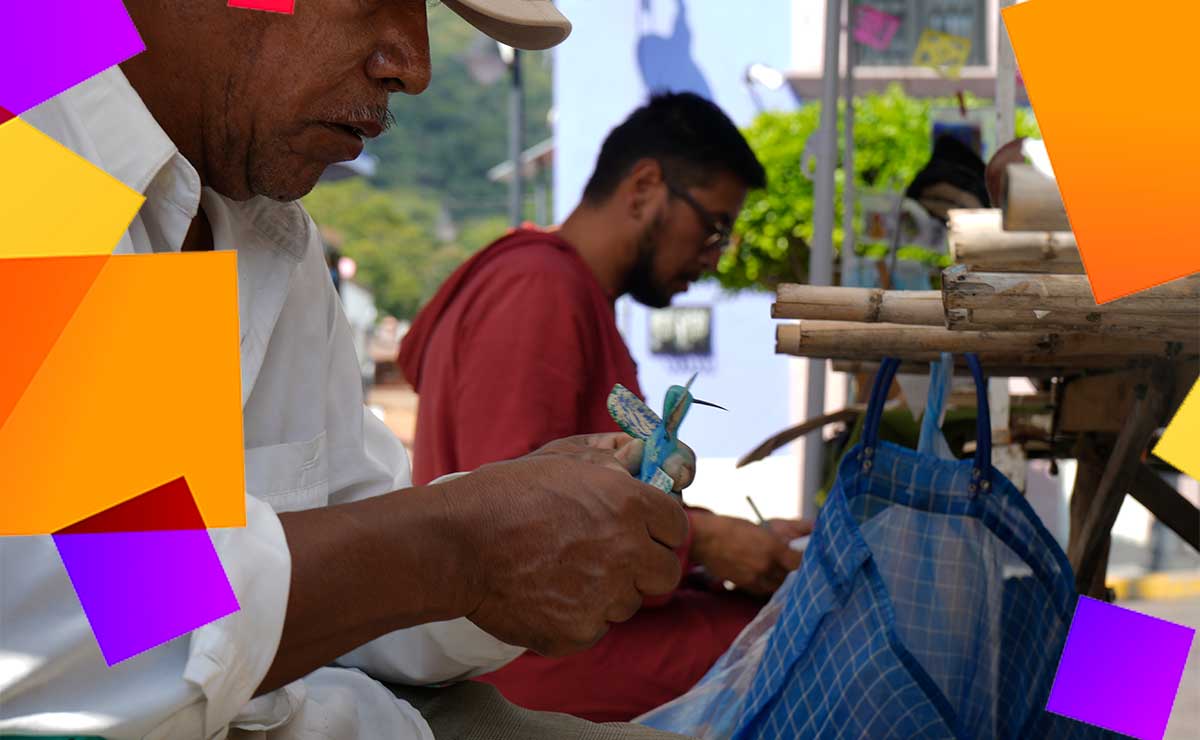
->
xmin=624 ymin=158 xmax=665 ymax=222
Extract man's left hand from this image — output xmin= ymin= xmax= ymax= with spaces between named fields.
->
xmin=765 ymin=517 xmax=814 ymax=543
xmin=690 ymin=512 xmax=811 ymax=596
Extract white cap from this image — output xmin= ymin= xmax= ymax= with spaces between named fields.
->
xmin=443 ymin=0 xmax=572 ymax=50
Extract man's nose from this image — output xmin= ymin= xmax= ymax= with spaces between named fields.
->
xmin=367 ymin=4 xmax=433 ymax=95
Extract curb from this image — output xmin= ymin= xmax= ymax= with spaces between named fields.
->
xmin=1109 ymin=569 xmax=1200 ymax=602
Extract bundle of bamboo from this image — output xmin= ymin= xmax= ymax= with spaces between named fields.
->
xmin=942 ymin=265 xmax=1200 ymax=341
xmin=764 ymin=167 xmax=1200 ymax=602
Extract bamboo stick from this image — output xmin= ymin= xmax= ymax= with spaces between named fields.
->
xmin=942 ymin=265 xmax=1200 ymax=315
xmin=1002 ymin=163 xmax=1071 ymax=232
xmin=773 ymin=285 xmax=945 ymax=325
xmin=947 ymin=209 xmax=1083 ymax=273
xmin=946 ymin=306 xmax=1198 ymax=341
xmin=777 ymin=321 xmax=1196 ymax=365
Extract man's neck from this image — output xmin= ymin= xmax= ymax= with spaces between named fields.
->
xmin=182 ymin=208 xmax=215 ymax=252
xmin=119 ymin=57 xmax=210 ymax=192
xmin=557 ymin=207 xmax=636 ymax=300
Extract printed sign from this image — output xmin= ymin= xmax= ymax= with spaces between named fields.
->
xmin=912 ymin=29 xmax=972 ymax=79
xmin=853 ymin=5 xmax=902 ymax=51
xmin=649 ymin=306 xmax=713 ymax=357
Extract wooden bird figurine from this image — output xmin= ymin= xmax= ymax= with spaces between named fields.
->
xmin=607 ymin=374 xmax=724 ymax=494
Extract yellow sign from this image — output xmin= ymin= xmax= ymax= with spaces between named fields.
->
xmin=912 ymin=29 xmax=972 ymax=80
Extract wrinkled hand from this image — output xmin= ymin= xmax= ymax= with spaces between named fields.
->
xmin=532 ymin=432 xmax=697 ymax=493
xmin=441 ymin=434 xmax=689 ymax=657
xmin=690 ymin=512 xmax=808 ymax=596
xmin=618 ymin=436 xmax=698 ymax=493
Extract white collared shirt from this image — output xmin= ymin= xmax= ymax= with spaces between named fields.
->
xmin=0 ymin=67 xmax=521 ymax=740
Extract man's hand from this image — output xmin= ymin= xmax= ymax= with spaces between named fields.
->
xmin=690 ymin=511 xmax=812 ymax=596
xmin=532 ymin=432 xmax=698 ymax=493
xmin=614 ymin=435 xmax=698 ymax=493
xmin=766 ymin=517 xmax=815 ymax=543
xmin=440 ymin=434 xmax=690 ymax=657
xmin=256 ymin=432 xmax=692 ymax=695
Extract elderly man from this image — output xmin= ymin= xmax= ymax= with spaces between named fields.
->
xmin=0 ymin=2 xmax=694 ymax=739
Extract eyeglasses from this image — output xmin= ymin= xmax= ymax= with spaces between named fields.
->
xmin=665 ymin=181 xmax=732 ymax=252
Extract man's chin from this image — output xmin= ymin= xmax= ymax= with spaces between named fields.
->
xmin=249 ymin=163 xmax=327 ymax=203
xmin=630 ymin=289 xmax=674 ymax=310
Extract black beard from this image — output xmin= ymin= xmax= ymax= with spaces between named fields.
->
xmin=623 ymin=216 xmax=673 ymax=308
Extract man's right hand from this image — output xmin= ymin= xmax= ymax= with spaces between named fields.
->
xmin=437 ymin=434 xmax=689 ymax=657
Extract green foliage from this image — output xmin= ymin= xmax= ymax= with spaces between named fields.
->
xmin=719 ymin=85 xmax=1042 ymax=291
xmin=301 ymin=6 xmax=556 ymax=320
xmin=458 ymin=214 xmax=513 ymax=253
xmin=302 ymin=179 xmax=479 ymax=320
xmin=367 ymin=5 xmax=553 ymax=222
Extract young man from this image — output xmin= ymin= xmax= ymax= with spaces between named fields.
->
xmin=400 ymin=92 xmax=812 ymax=721
xmin=1 ymin=3 xmax=696 ymax=739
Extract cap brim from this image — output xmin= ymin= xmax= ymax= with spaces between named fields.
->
xmin=442 ymin=0 xmax=572 ymax=51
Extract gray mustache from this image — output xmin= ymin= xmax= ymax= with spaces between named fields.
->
xmin=331 ymin=103 xmax=396 ymax=132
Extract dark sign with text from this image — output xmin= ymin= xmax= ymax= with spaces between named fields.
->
xmin=649 ymin=306 xmax=713 ymax=357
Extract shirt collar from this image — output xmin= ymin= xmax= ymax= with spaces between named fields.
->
xmin=53 ymin=67 xmax=203 ymax=254
xmin=57 ymin=66 xmax=310 ymax=263
xmin=63 ymin=66 xmax=196 ymax=200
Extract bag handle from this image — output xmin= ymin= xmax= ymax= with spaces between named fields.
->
xmin=861 ymin=354 xmax=993 ymax=487
xmin=917 ymin=353 xmax=955 ymax=458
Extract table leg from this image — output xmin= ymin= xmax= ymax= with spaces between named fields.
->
xmin=1070 ymin=366 xmax=1171 ymax=596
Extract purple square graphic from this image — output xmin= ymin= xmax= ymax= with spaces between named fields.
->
xmin=54 ymin=529 xmax=240 ymax=666
xmin=1 ymin=0 xmax=146 ymax=115
xmin=1047 ymin=596 xmax=1195 ymax=740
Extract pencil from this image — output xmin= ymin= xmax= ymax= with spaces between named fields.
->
xmin=745 ymin=495 xmax=771 ymax=530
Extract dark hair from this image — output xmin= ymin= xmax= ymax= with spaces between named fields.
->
xmin=905 ymin=135 xmax=990 ymax=208
xmin=582 ymin=92 xmax=766 ymax=202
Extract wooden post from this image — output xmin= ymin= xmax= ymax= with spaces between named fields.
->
xmin=1071 ymin=363 xmax=1172 ymax=595
xmin=1068 ymin=433 xmax=1114 ymax=599
xmin=1131 ymin=464 xmax=1200 ymax=553
xmin=1060 ymin=371 xmax=1140 ymax=434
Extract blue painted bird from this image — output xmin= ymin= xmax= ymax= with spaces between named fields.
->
xmin=606 ymin=374 xmax=725 ymax=494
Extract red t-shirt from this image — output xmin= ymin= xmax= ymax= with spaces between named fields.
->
xmin=398 ymin=227 xmax=758 ymax=721
xmin=401 ymin=228 xmax=641 ymax=482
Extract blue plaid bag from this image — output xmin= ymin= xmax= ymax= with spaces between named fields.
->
xmin=641 ymin=356 xmax=1118 ymax=739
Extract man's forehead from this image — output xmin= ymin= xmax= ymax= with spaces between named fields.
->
xmin=694 ymin=173 xmax=750 ymax=215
